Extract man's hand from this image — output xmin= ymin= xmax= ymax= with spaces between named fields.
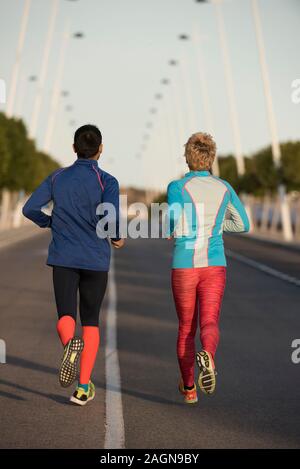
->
xmin=111 ymin=239 xmax=125 ymax=249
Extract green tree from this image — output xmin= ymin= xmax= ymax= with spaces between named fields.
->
xmin=25 ymin=151 xmax=60 ymax=193
xmin=239 ymin=156 xmax=263 ymax=196
xmin=0 ymin=114 xmax=11 ymax=188
xmin=0 ymin=112 xmax=60 ymax=192
xmin=252 ymin=146 xmax=279 ymax=194
xmin=280 ymin=141 xmax=300 ymax=191
xmin=218 ymin=155 xmax=240 ymax=190
xmin=4 ymin=116 xmax=36 ymax=191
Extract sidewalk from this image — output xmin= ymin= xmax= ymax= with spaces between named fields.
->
xmin=0 ymin=225 xmax=43 ymax=250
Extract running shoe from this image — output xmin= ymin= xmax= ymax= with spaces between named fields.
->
xmin=178 ymin=379 xmax=198 ymax=404
xmin=59 ymin=336 xmax=84 ymax=388
xmin=70 ymin=381 xmax=95 ymax=406
xmin=196 ymin=350 xmax=216 ymax=395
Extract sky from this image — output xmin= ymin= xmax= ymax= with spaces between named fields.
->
xmin=0 ymin=0 xmax=300 ymax=190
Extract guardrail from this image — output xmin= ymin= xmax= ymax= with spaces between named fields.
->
xmin=242 ymin=192 xmax=300 ymax=242
xmin=0 ymin=189 xmax=30 ymax=231
xmin=1 ymin=189 xmax=300 ymax=243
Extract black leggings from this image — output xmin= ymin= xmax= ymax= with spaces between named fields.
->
xmin=52 ymin=266 xmax=108 ymax=326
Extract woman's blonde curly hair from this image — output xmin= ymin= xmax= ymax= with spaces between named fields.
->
xmin=185 ymin=132 xmax=216 ymax=171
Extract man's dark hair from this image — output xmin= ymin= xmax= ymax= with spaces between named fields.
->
xmin=74 ymin=124 xmax=102 ymax=159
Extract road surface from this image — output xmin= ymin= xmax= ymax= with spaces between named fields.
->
xmin=0 ymin=232 xmax=299 ymax=448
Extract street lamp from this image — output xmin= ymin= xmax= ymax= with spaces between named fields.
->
xmin=251 ymin=0 xmax=292 ymax=240
xmin=192 ymin=26 xmax=220 ymax=176
xmin=43 ymin=23 xmax=85 ymax=153
xmin=178 ymin=34 xmax=197 ymax=134
xmin=168 ymin=58 xmax=186 ymax=158
xmin=195 ymin=0 xmax=245 ymax=176
xmin=6 ymin=0 xmax=32 ymax=117
xmin=15 ymin=74 xmax=37 ymax=117
xmin=160 ymin=77 xmax=178 ymax=176
xmin=29 ymin=0 xmax=60 ymax=139
xmin=73 ymin=32 xmax=85 ymax=38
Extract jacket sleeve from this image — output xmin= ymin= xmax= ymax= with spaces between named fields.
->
xmin=223 ymin=183 xmax=250 ymax=233
xmin=102 ymin=176 xmax=121 ymax=241
xmin=22 ymin=175 xmax=52 ymax=228
xmin=166 ymin=181 xmax=183 ymax=237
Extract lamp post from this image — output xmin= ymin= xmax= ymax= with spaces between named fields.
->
xmin=43 ymin=26 xmax=85 ymax=154
xmin=161 ymin=77 xmax=177 ymax=177
xmin=193 ymin=0 xmax=258 ymax=230
xmin=251 ymin=0 xmax=292 ymax=241
xmin=15 ymin=74 xmax=37 ymax=118
xmin=192 ymin=29 xmax=214 ymax=134
xmin=6 ymin=0 xmax=32 ymax=117
xmin=192 ymin=27 xmax=220 ymax=176
xmin=195 ymin=0 xmax=245 ymax=175
xmin=168 ymin=59 xmax=186 ymax=156
xmin=214 ymin=0 xmax=245 ymax=175
xmin=178 ymin=34 xmax=197 ymax=135
xmin=29 ymin=0 xmax=59 ymax=139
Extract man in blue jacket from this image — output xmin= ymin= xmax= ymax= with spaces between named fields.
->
xmin=23 ymin=124 xmax=124 ymax=405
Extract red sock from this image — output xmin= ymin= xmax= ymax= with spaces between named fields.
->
xmin=79 ymin=326 xmax=100 ymax=384
xmin=56 ymin=316 xmax=75 ymax=346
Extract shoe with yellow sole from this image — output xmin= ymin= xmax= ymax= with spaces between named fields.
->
xmin=59 ymin=337 xmax=84 ymax=388
xmin=196 ymin=350 xmax=216 ymax=395
xmin=178 ymin=379 xmax=198 ymax=404
xmin=70 ymin=381 xmax=95 ymax=406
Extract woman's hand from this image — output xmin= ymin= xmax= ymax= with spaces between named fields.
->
xmin=111 ymin=239 xmax=125 ymax=249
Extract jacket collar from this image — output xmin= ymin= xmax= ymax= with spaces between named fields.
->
xmin=185 ymin=170 xmax=211 ymax=177
xmin=74 ymin=158 xmax=98 ymax=167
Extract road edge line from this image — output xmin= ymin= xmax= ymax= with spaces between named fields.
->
xmin=226 ymin=249 xmax=300 ymax=287
xmin=104 ymin=253 xmax=125 ymax=449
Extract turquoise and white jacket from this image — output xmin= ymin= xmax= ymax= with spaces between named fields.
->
xmin=167 ymin=170 xmax=250 ymax=269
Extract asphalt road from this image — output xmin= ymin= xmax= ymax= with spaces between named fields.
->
xmin=0 ymin=234 xmax=106 ymax=449
xmin=0 ymin=232 xmax=299 ymax=449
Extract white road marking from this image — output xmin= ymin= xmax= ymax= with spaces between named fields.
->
xmin=104 ymin=253 xmax=125 ymax=449
xmin=226 ymin=249 xmax=300 ymax=287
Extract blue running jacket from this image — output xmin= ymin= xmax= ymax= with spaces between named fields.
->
xmin=23 ymin=159 xmax=120 ymax=271
xmin=167 ymin=170 xmax=250 ymax=268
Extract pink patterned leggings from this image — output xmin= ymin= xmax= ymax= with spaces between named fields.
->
xmin=172 ymin=266 xmax=226 ymax=387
